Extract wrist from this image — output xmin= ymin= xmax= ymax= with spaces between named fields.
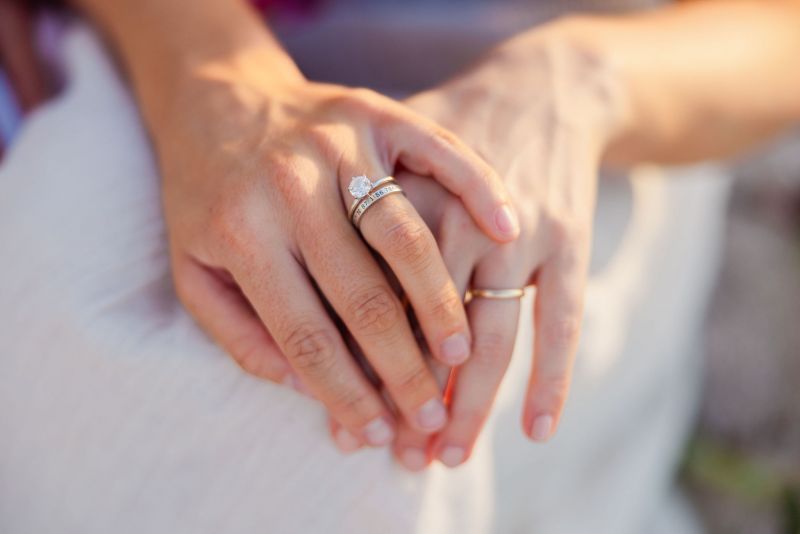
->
xmin=542 ymin=16 xmax=642 ymax=165
xmin=76 ymin=0 xmax=304 ymax=133
xmin=488 ymin=18 xmax=635 ymax=157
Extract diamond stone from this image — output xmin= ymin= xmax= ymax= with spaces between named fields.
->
xmin=348 ymin=175 xmax=372 ymax=199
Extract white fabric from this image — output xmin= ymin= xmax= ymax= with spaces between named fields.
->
xmin=0 ymin=24 xmax=728 ymax=534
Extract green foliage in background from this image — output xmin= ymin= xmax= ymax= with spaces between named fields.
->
xmin=684 ymin=437 xmax=800 ymax=534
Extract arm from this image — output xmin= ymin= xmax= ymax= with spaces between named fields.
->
xmin=70 ymin=0 xmax=302 ymax=132
xmin=557 ymin=0 xmax=800 ymax=164
xmin=69 ymin=0 xmax=522 ymax=445
xmin=370 ymin=0 xmax=800 ymax=467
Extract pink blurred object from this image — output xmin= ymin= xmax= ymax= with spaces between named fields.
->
xmin=251 ymin=0 xmax=321 ymax=15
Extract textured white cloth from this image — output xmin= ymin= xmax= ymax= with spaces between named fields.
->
xmin=0 ymin=20 xmax=728 ymax=534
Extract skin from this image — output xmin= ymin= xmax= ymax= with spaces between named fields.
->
xmin=70 ymin=0 xmax=521 ymax=446
xmin=329 ymin=28 xmax=618 ymax=464
xmin=329 ymin=1 xmax=800 ymax=469
xmin=12 ymin=0 xmax=800 ymax=467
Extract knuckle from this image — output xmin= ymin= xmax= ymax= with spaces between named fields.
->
xmin=208 ymin=198 xmax=251 ymax=254
xmin=430 ymin=291 xmax=463 ymax=324
xmin=268 ymin=159 xmax=309 ymax=206
xmin=348 ymin=285 xmax=400 ymax=336
xmin=329 ymin=87 xmax=381 ymax=116
xmin=384 ymin=219 xmax=435 ymax=270
xmin=304 ymin=124 xmax=340 ymax=158
xmin=394 ymin=365 xmax=432 ymax=395
xmin=330 ymin=389 xmax=375 ymax=422
xmin=282 ymin=322 xmax=337 ymax=375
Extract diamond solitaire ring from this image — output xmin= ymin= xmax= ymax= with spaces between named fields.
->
xmin=347 ymin=175 xmax=397 ymax=221
xmin=348 ymin=175 xmax=374 ymax=199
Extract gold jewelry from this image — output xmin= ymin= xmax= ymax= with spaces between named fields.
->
xmin=467 ymin=288 xmax=525 ymax=301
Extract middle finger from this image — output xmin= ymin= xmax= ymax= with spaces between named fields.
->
xmin=356 ymin=180 xmax=473 ymax=368
xmin=431 ymin=260 xmax=526 ymax=467
xmin=300 ymin=206 xmax=448 ymax=434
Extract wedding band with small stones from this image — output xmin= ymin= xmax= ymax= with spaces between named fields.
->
xmin=347 ymin=175 xmax=403 ymax=228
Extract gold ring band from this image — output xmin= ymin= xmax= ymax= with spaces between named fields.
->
xmin=467 ymin=288 xmax=525 ymax=301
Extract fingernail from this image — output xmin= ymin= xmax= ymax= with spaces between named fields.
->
xmin=363 ymin=417 xmax=394 ymax=446
xmin=416 ymin=398 xmax=447 ymax=431
xmin=494 ymin=204 xmax=519 ymax=238
xmin=438 ymin=446 xmax=465 ymax=467
xmin=334 ymin=427 xmax=361 ymax=453
xmin=529 ymin=414 xmax=554 ymax=442
xmin=440 ymin=333 xmax=470 ymax=365
xmin=401 ymin=448 xmax=428 ymax=471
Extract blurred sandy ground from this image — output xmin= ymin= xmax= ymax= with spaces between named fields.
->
xmin=684 ymin=130 xmax=800 ymax=534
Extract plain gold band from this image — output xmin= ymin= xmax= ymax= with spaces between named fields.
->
xmin=467 ymin=288 xmax=525 ymax=301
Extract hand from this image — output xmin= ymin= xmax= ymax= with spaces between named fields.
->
xmin=328 ymin=28 xmax=628 ymax=467
xmin=157 ymin=50 xmax=521 ymax=447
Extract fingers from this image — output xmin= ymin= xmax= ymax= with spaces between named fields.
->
xmin=171 ymin=253 xmax=291 ymax=384
xmin=523 ymin=247 xmax=588 ymax=442
xmin=231 ymin=247 xmax=396 ymax=447
xmin=357 ymin=192 xmax=473 ymax=367
xmin=431 ymin=288 xmax=522 ymax=467
xmin=329 ymin=417 xmax=365 ymax=454
xmin=382 ymin=105 xmax=519 ymax=243
xmin=392 ymin=419 xmax=434 ymax=471
xmin=391 ymin=360 xmax=450 ymax=470
xmin=301 ymin=217 xmax=449 ymax=435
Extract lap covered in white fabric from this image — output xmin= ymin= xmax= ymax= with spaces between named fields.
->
xmin=0 ymin=25 xmax=728 ymax=534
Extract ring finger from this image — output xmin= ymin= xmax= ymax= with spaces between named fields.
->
xmin=301 ymin=202 xmax=448 ymax=434
xmin=431 ymin=255 xmax=528 ymax=467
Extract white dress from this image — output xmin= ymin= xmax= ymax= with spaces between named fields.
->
xmin=0 ymin=2 xmax=729 ymax=532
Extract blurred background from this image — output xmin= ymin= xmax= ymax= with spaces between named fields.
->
xmin=685 ymin=131 xmax=800 ymax=534
xmin=1 ymin=2 xmax=799 ymax=533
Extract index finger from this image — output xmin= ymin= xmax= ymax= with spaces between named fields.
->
xmin=382 ymin=103 xmax=520 ymax=243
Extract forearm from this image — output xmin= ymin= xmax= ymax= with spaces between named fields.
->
xmin=70 ymin=0 xmax=302 ymax=131
xmin=550 ymin=0 xmax=800 ymax=165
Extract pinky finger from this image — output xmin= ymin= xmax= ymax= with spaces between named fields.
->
xmin=392 ymin=357 xmax=450 ymax=471
xmin=172 ymin=253 xmax=293 ymax=385
xmin=329 ymin=418 xmax=364 ymax=454
xmin=523 ymin=250 xmax=588 ymax=442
